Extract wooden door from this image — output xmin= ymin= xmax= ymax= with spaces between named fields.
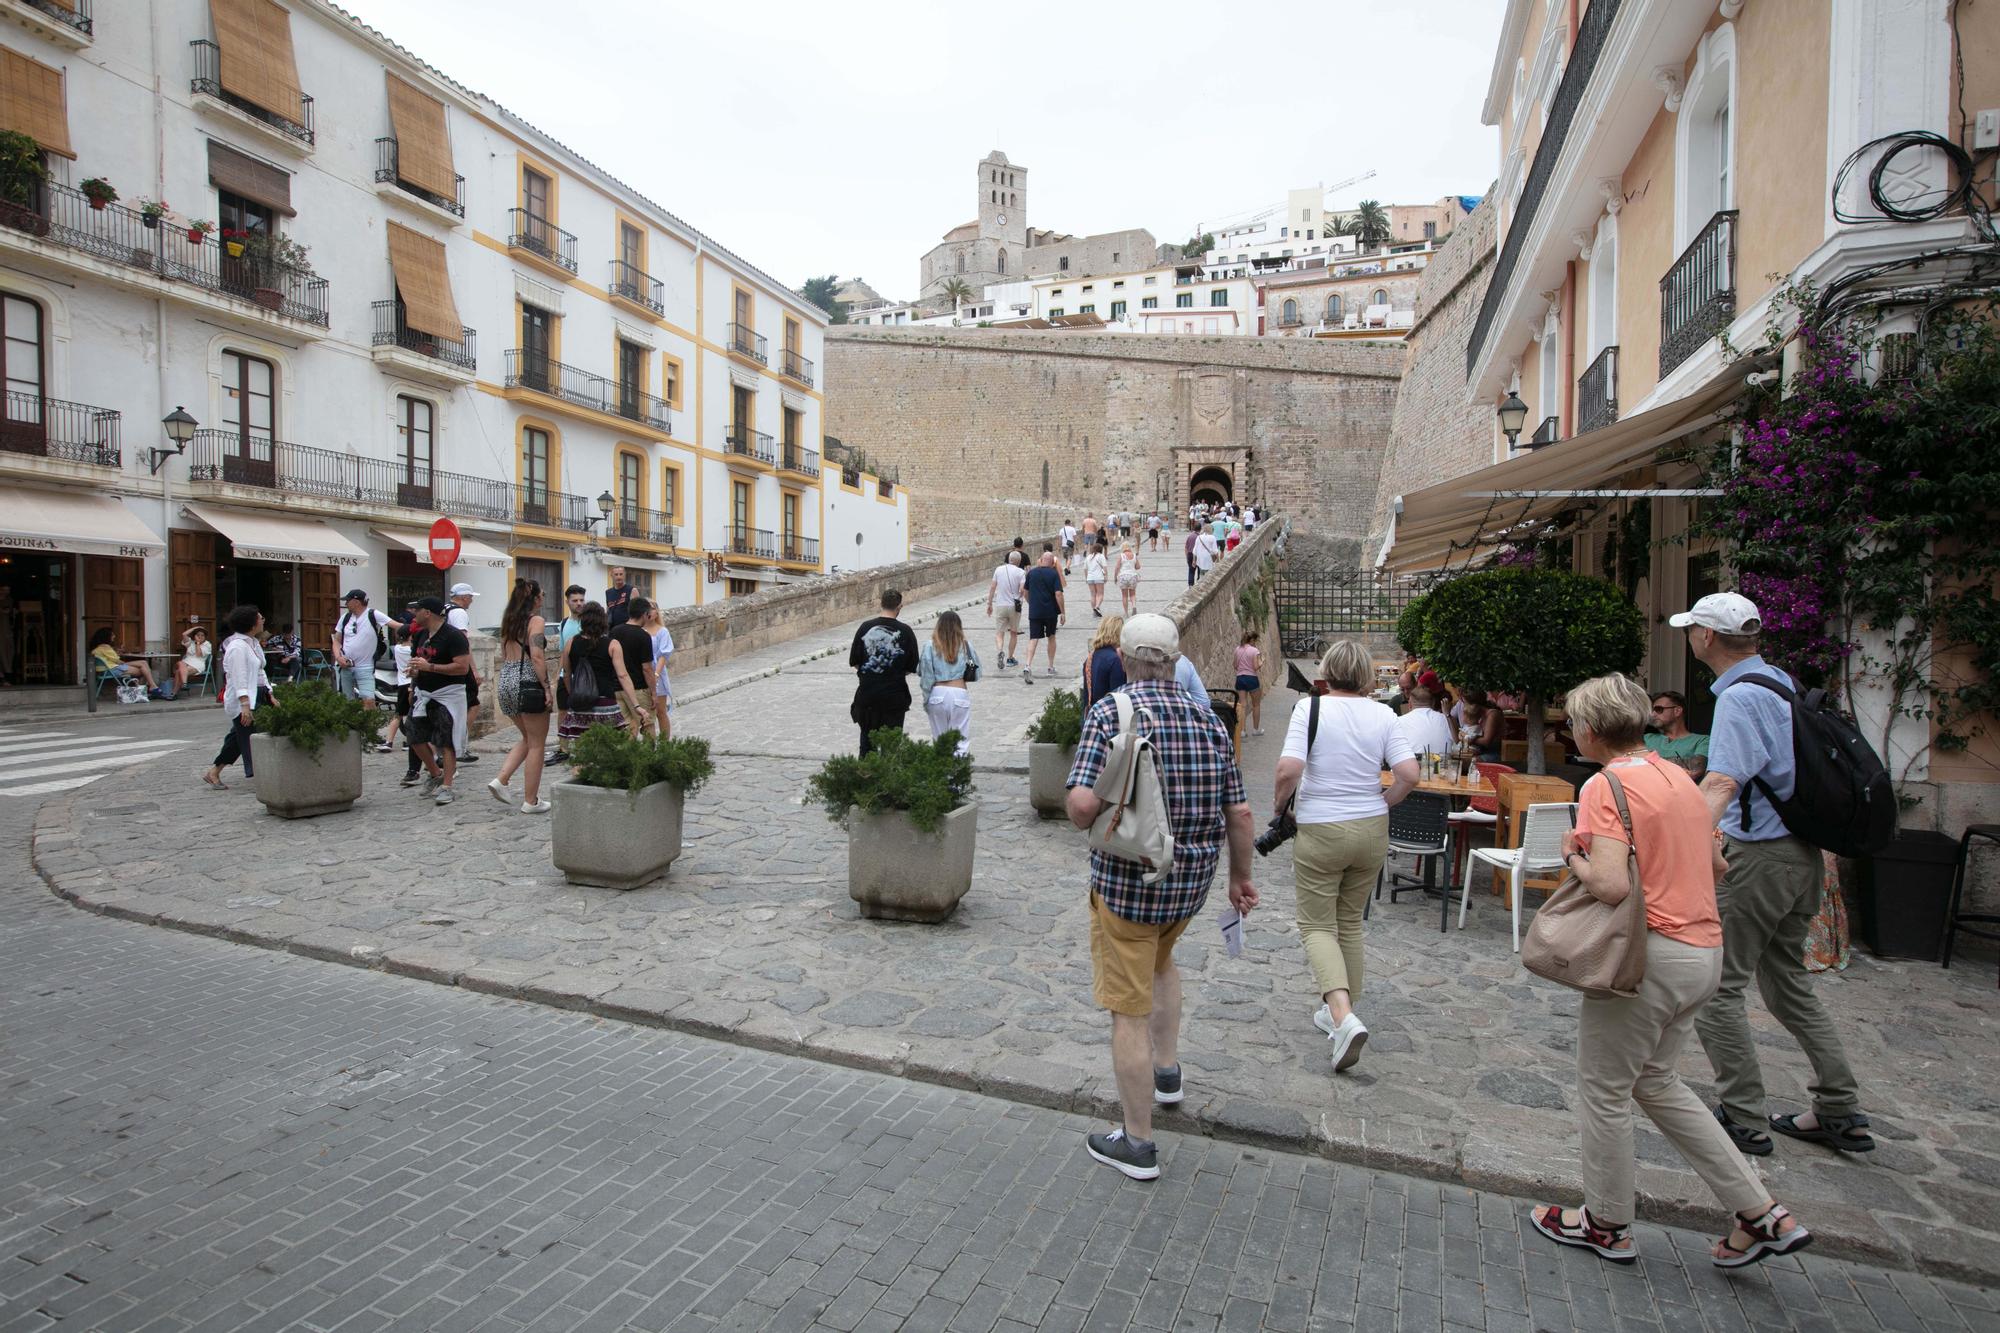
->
xmin=300 ymin=565 xmax=339 ymax=651
xmin=82 ymin=556 xmax=144 ymax=652
xmin=171 ymin=530 xmax=218 ymax=633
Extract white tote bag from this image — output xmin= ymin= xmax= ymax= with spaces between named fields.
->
xmin=1089 ymin=692 xmax=1176 ymax=884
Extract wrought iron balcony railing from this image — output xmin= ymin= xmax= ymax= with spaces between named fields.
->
xmin=190 ymin=39 xmax=313 ymax=146
xmin=1 ymin=391 xmax=120 ymax=467
xmin=1465 ymin=0 xmax=1620 ymax=375
xmin=1659 ymin=211 xmax=1737 ymax=377
xmin=608 ymin=259 xmax=664 ymax=315
xmin=0 ymin=180 xmax=330 ymax=325
xmin=727 ymin=321 xmax=768 ymax=364
xmin=612 ymin=505 xmax=677 ymax=546
xmin=780 ymin=347 xmax=814 ymax=386
xmin=1528 ymin=416 xmax=1561 ymax=448
xmin=728 ymin=526 xmax=777 ymax=559
xmin=371 ymin=301 xmax=475 ymax=372
xmin=373 ymin=137 xmax=465 ymax=217
xmin=1577 ymin=345 xmax=1619 ymax=435
xmin=19 ymin=0 xmax=90 ymax=35
xmin=779 ymin=534 xmax=819 ymax=564
xmin=506 ymin=208 xmax=577 ymax=273
xmin=778 ymin=443 xmax=820 ymax=478
xmin=503 ymin=350 xmax=672 ymax=432
xmin=725 ymin=425 xmax=776 ymax=465
xmin=513 ymin=486 xmax=596 ymax=531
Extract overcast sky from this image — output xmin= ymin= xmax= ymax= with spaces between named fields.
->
xmin=339 ymin=0 xmax=1502 ymax=303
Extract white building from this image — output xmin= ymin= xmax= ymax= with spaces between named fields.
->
xmin=1202 ymin=187 xmax=1359 ymax=281
xmin=1031 ymin=263 xmax=1257 ymax=335
xmin=0 ymin=0 xmax=881 ymax=684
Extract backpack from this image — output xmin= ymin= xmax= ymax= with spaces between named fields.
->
xmin=567 ymin=647 xmax=604 ymax=712
xmin=1088 ymin=692 xmax=1176 ymax=884
xmin=1732 ymin=675 xmax=1896 ymax=857
xmin=339 ymin=608 xmax=392 ymax=667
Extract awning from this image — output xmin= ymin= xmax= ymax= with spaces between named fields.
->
xmin=384 ymin=74 xmax=457 ymax=203
xmin=387 ymin=222 xmax=463 ymax=338
xmin=372 ymin=527 xmax=509 ymax=569
xmin=210 ymin=0 xmax=305 ymax=124
xmin=0 ymin=490 xmax=162 ymax=559
xmin=183 ymin=503 xmax=367 ymax=566
xmin=594 ymin=552 xmax=681 ymax=573
xmin=207 ymin=140 xmax=293 ymax=217
xmin=0 ymin=49 xmax=74 ymax=160
xmin=1381 ymin=366 xmax=1747 ymax=573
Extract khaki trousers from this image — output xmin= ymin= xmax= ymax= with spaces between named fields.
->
xmin=1695 ymin=834 xmax=1861 ymax=1123
xmin=1578 ymin=933 xmax=1770 ymax=1227
xmin=1293 ymin=816 xmax=1389 ymax=998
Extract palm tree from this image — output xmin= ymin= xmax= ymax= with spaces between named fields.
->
xmin=939 ymin=277 xmax=974 ymax=307
xmin=1344 ymin=200 xmax=1392 ymax=250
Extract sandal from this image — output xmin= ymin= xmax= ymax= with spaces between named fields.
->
xmin=1531 ymin=1205 xmax=1637 ymax=1264
xmin=1770 ymin=1110 xmax=1875 ymax=1153
xmin=200 ymin=769 xmax=229 ymax=791
xmin=1712 ymin=1203 xmax=1812 ymax=1269
xmin=1713 ymin=1105 xmax=1773 ymax=1156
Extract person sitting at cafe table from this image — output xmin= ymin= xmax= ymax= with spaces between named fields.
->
xmin=88 ymin=627 xmax=162 ymax=696
xmin=1643 ymin=689 xmax=1708 ymax=778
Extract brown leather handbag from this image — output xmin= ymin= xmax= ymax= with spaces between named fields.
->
xmin=1521 ymin=768 xmax=1648 ymax=999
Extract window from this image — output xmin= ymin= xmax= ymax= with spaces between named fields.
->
xmin=1050 ymin=288 xmax=1063 ymax=296
xmin=1 ymin=293 xmax=44 ymax=410
xmin=957 ymin=253 xmax=965 ymax=273
xmin=619 ymin=220 xmax=642 ymax=271
xmin=1048 ymin=308 xmax=1064 ymax=318
xmin=997 ymin=249 xmax=1006 ymax=274
xmin=1059 ymin=257 xmax=1069 ymax=272
xmin=662 ymin=463 xmax=679 ymax=519
xmin=1326 ymin=294 xmax=1343 ymax=322
xmin=727 ymin=578 xmax=757 ymax=598
xmin=1111 ymin=252 xmax=1119 ymax=264
xmin=1079 ymin=304 xmax=1095 ymax=314
xmin=219 ymin=352 xmax=274 ymax=481
xmin=1280 ymin=227 xmax=1288 ymax=239
xmin=1210 ymin=290 xmax=1228 ymax=307
xmin=734 ymin=286 xmax=752 ymax=331
xmin=1676 ymin=26 xmax=1736 ymax=246
xmin=1282 ymin=299 xmax=1298 ymax=324
xmin=1082 ymin=284 xmax=1093 ymax=292
xmin=782 ymin=491 xmax=799 ymax=541
xmin=1141 ymin=296 xmax=1157 ymax=309
xmin=1372 ymin=289 xmax=1388 ymax=306
xmin=731 ymin=383 xmax=754 ymax=441
xmin=617 ymin=339 xmax=644 ymax=418
xmin=1175 ymin=293 xmax=1193 ymax=308
xmin=523 ymin=165 xmax=552 ymax=237
xmin=1714 ymin=103 xmax=1732 ymax=209
xmin=1144 ymin=275 xmax=1157 ymax=285
xmin=619 ymin=450 xmax=641 ymax=522
xmin=1302 ymin=208 xmax=1311 ymax=222
xmin=522 ymin=426 xmax=550 ymax=509
xmin=520 ymin=303 xmax=553 ymax=388
xmin=1112 ymin=280 xmax=1124 ymax=289
xmin=731 ymin=479 xmax=750 ymax=531
xmin=663 ymin=356 xmax=682 ymax=408
xmin=1110 ymin=301 xmax=1126 ymax=319
xmin=397 ymin=395 xmax=433 ymax=488
xmin=782 ymin=406 xmax=800 ymax=452
xmin=1423 ymin=221 xmax=1437 ymax=240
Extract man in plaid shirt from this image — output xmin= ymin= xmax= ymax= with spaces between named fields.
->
xmin=1066 ymin=613 xmax=1258 ymax=1179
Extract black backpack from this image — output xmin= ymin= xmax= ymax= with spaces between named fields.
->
xmin=1732 ymin=675 xmax=1896 ymax=857
xmin=338 ymin=609 xmax=392 ymax=667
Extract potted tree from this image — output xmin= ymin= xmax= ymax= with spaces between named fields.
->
xmin=239 ymin=230 xmax=312 ymax=311
xmin=79 ymin=177 xmax=118 ymax=210
xmin=551 ymin=725 xmax=714 ymax=889
xmin=250 ymin=681 xmax=383 ymax=818
xmin=808 ymin=728 xmax=977 ymax=922
xmin=0 ymin=130 xmax=49 ymax=236
xmin=1025 ymin=687 xmax=1082 ymax=818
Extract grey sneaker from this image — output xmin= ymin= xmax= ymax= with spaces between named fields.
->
xmin=1153 ymin=1065 xmax=1184 ymax=1106
xmin=434 ymin=786 xmax=455 ymax=806
xmin=1085 ymin=1128 xmax=1159 ymax=1181
xmin=420 ymin=774 xmax=441 ymax=796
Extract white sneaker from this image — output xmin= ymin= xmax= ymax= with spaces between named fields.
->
xmin=1316 ymin=1008 xmax=1368 ymax=1073
xmin=521 ymin=798 xmax=551 ymax=814
xmin=487 ymin=777 xmax=512 ymax=806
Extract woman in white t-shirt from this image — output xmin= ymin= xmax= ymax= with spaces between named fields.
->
xmin=1272 ymin=639 xmax=1420 ymax=1076
xmin=1084 ymin=547 xmax=1109 ymax=617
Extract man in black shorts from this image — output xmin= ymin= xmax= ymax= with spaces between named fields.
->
xmin=1023 ymin=550 xmax=1066 ymax=681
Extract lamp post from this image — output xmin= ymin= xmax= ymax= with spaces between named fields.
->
xmin=588 ymin=489 xmax=615 ymax=536
xmin=149 ymin=406 xmax=197 ymax=474
xmin=1497 ymin=390 xmax=1529 ymax=451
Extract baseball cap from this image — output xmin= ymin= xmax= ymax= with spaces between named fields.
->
xmin=413 ymin=595 xmax=448 ymax=615
xmin=1120 ymin=613 xmax=1179 ymax=660
xmin=341 ymin=588 xmax=367 ymax=603
xmin=448 ymin=582 xmax=478 ymax=599
xmin=1668 ymin=592 xmax=1762 ymax=634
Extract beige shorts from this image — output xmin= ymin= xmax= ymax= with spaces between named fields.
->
xmin=1090 ymin=892 xmax=1193 ymax=1015
xmin=995 ymin=604 xmax=1022 ymax=633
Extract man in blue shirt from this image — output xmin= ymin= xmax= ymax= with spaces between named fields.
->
xmin=1023 ymin=551 xmax=1066 ymax=680
xmin=1677 ymin=593 xmax=1871 ymax=1157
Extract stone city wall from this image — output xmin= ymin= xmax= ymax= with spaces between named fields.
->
xmin=1164 ymin=519 xmax=1283 ymax=697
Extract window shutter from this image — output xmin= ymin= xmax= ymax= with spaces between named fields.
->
xmin=206 ymin=140 xmax=294 ymax=216
xmin=386 ymin=222 xmax=463 ymax=338
xmin=384 ymin=74 xmax=457 ymax=203
xmin=0 ymin=50 xmax=75 ymax=159
xmin=209 ymin=0 xmax=306 ymax=125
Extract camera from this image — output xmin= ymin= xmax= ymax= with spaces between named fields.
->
xmin=1254 ymin=809 xmax=1297 ymax=857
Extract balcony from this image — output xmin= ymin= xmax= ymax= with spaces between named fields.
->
xmin=503 ymin=350 xmax=672 ymax=434
xmin=4 ymin=0 xmax=91 ymax=48
xmin=1659 ymin=211 xmax=1737 ymax=378
xmin=608 ymin=259 xmax=664 ymax=316
xmin=724 ymin=425 xmax=776 ymax=468
xmin=1465 ymin=0 xmax=1620 ymax=375
xmin=611 ymin=505 xmax=676 ymax=547
xmin=189 ymin=39 xmax=313 ymax=151
xmin=373 ymin=137 xmax=465 ymax=222
xmin=1 ymin=392 xmax=120 ymax=468
xmin=370 ymin=300 xmax=476 ymax=385
xmin=779 ymin=533 xmax=819 ymax=565
xmin=1528 ymin=416 xmax=1562 ymax=448
xmin=728 ymin=526 xmax=777 ymax=559
xmin=506 ymin=208 xmax=576 ymax=275
xmin=1577 ymin=345 xmax=1619 ymax=435
xmin=727 ymin=321 xmax=768 ymax=365
xmin=512 ymin=486 xmax=596 ymax=531
xmin=0 ymin=181 xmax=329 ymax=329
xmin=778 ymin=443 xmax=821 ymax=479
xmin=780 ymin=347 xmax=815 ymax=387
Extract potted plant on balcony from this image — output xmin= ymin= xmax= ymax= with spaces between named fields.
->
xmin=250 ymin=680 xmax=384 ymax=819
xmin=221 ymin=227 xmax=248 ymax=259
xmin=550 ymin=724 xmax=714 ymax=889
xmin=79 ymin=177 xmax=118 ymax=210
xmin=807 ymin=728 xmax=977 ymax=922
xmin=0 ymin=131 xmax=49 ymax=236
xmin=185 ymin=218 xmax=214 ymax=246
xmin=239 ymin=230 xmax=312 ymax=311
xmin=135 ymin=197 xmax=168 ymax=230
xmin=1025 ymin=687 xmax=1082 ymax=818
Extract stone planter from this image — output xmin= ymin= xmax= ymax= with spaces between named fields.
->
xmin=253 ymin=733 xmax=363 ymax=819
xmin=551 ymin=778 xmax=685 ymax=889
xmin=1028 ymin=742 xmax=1075 ymax=819
xmin=848 ymin=802 xmax=977 ymax=922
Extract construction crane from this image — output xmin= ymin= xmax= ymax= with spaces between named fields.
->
xmin=1197 ymin=170 xmax=1379 ymax=237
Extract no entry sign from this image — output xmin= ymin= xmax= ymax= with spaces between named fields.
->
xmin=428 ymin=516 xmax=462 ymax=570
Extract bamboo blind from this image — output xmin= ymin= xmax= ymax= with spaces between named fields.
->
xmin=0 ymin=50 xmax=74 ymax=159
xmin=384 ymin=75 xmax=457 ymax=203
xmin=386 ymin=222 xmax=463 ymax=339
xmin=210 ymin=0 xmax=305 ymax=124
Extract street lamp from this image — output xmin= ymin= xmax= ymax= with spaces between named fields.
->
xmin=1497 ymin=390 xmax=1529 ymax=450
xmin=150 ymin=406 xmax=197 ymax=474
xmin=587 ymin=489 xmax=615 ymax=532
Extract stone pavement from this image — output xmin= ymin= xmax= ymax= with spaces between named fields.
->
xmin=29 ymin=544 xmax=2000 ymax=1286
xmin=7 ymin=801 xmax=1999 ymax=1333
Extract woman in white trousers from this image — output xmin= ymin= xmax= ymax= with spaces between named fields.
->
xmin=918 ymin=610 xmax=978 ymax=757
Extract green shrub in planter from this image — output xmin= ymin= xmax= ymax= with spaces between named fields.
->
xmin=252 ymin=680 xmax=383 ymax=756
xmin=570 ymin=723 xmax=715 ymax=796
xmin=1025 ymin=688 xmax=1083 ymax=747
xmin=807 ymin=728 xmax=972 ymax=833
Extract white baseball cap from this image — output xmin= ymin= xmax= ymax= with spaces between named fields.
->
xmin=1120 ymin=613 xmax=1180 ymax=660
xmin=448 ymin=583 xmax=478 ymax=599
xmin=1668 ymin=592 xmax=1761 ymax=634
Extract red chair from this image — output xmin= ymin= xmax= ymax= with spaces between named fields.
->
xmin=1448 ymin=762 xmax=1515 ymax=889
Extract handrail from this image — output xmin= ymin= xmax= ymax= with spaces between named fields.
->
xmin=374 ymin=138 xmax=465 ymax=217
xmin=608 ymin=259 xmax=664 ymax=315
xmin=506 ymin=208 xmax=577 ymax=272
xmin=189 ymin=39 xmax=313 ymax=145
xmin=728 ymin=526 xmax=777 ymax=558
xmin=727 ymin=322 xmax=768 ymax=364
xmin=724 ymin=425 xmax=776 ymax=464
xmin=1658 ymin=211 xmax=1737 ymax=377
xmin=1577 ymin=345 xmax=1619 ymax=434
xmin=0 ymin=391 xmax=120 ymax=467
xmin=503 ymin=349 xmax=671 ymax=432
xmin=781 ymin=347 xmax=814 ymax=386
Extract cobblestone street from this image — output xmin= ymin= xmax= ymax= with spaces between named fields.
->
xmin=25 ymin=549 xmax=2000 ymax=1289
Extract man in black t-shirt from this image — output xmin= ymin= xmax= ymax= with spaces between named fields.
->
xmin=1023 ymin=552 xmax=1066 ymax=680
xmin=608 ymin=595 xmax=658 ymax=736
xmin=604 ymin=567 xmax=633 ymax=628
xmin=848 ymin=588 xmax=920 ymax=755
xmin=406 ymin=596 xmax=471 ymax=805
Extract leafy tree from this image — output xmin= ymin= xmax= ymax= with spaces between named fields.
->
xmin=1343 ymin=200 xmax=1392 ymax=249
xmin=1395 ymin=592 xmax=1431 ymax=658
xmin=1413 ymin=568 xmax=1644 ymax=773
xmin=799 ymin=274 xmax=848 ymax=324
xmin=1181 ymin=232 xmax=1214 ymax=258
xmin=939 ymin=277 xmax=973 ymax=307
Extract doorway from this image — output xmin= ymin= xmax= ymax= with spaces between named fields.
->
xmin=516 ymin=557 xmax=564 ymax=626
xmin=1188 ymin=465 xmax=1233 ymax=510
xmin=0 ymin=552 xmax=73 ymax=684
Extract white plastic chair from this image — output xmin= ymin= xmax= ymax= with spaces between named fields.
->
xmin=1465 ymin=802 xmax=1578 ymax=951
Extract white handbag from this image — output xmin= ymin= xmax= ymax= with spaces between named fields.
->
xmin=1089 ymin=692 xmax=1176 ymax=884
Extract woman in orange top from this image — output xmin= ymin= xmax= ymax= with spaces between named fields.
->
xmin=1530 ymin=673 xmax=1812 ymax=1272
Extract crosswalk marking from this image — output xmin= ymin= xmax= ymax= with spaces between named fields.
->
xmin=0 ymin=738 xmax=190 ymax=773
xmin=0 ymin=726 xmax=188 ymax=798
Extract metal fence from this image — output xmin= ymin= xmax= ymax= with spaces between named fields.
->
xmin=1273 ymin=574 xmax=1425 ymax=657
